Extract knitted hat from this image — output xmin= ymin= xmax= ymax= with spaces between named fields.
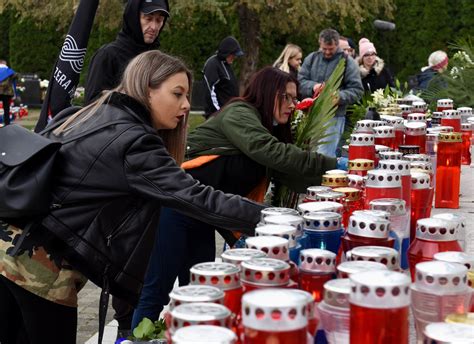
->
xmin=359 ymin=38 xmax=377 ymax=57
xmin=421 ymin=50 xmax=448 ymax=72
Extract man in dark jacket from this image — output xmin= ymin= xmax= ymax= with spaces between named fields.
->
xmin=84 ymin=0 xmax=169 ymax=103
xmin=202 ymin=36 xmax=243 ymax=118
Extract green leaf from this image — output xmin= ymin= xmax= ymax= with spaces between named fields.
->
xmin=132 ymin=318 xmax=155 ymax=340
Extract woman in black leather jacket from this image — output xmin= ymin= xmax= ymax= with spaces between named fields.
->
xmin=0 ymin=51 xmax=263 ymax=344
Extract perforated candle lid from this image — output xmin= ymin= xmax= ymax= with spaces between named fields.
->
xmin=172 ymin=325 xmax=237 ymax=344
xmin=333 ymin=187 xmax=361 ymax=201
xmin=439 ymin=132 xmax=462 ymax=142
xmin=245 ymin=236 xmax=289 ymax=261
xmin=407 ymin=113 xmax=427 ymax=122
xmin=263 ymin=214 xmax=304 ymax=237
xmin=303 ymin=211 xmax=343 ymax=231
xmin=323 ymin=278 xmax=351 ymax=308
xmin=242 ymin=289 xmax=309 ymax=331
xmin=398 ymin=145 xmax=420 ymax=155
xmin=348 ymin=159 xmax=374 ymax=171
xmin=221 ymin=248 xmax=267 ymax=266
xmin=410 ymin=161 xmax=434 ymax=174
xmin=416 ymin=218 xmax=458 ymax=241
xmin=260 ymin=207 xmax=299 ymax=222
xmin=349 ymin=246 xmax=399 ymax=270
xmin=427 ymin=126 xmax=454 ymax=133
xmin=315 ymin=191 xmax=345 ymax=202
xmin=380 ymin=114 xmax=404 ymax=129
xmin=403 ymin=153 xmax=431 ymax=163
xmin=378 ymin=159 xmax=411 ymax=176
xmin=337 ymin=261 xmax=388 ymax=278
xmin=413 ymin=261 xmax=468 ymax=294
xmin=437 ymin=99 xmax=453 ymax=106
xmin=373 ymin=125 xmax=395 ymax=138
xmin=379 ymin=151 xmax=403 ymax=160
xmin=442 ymin=109 xmax=461 ymax=119
xmin=170 ymin=303 xmax=231 ymax=332
xmin=299 ymin=248 xmax=336 ymax=273
xmin=423 ymin=323 xmax=474 ymax=344
xmin=347 ymin=174 xmax=365 ymax=189
xmin=375 ymin=145 xmax=391 ymax=153
xmin=355 ymin=120 xmax=380 ymax=132
xmin=298 ymin=201 xmax=344 ymax=216
xmin=434 ymin=251 xmax=474 ymax=272
xmin=366 ymin=170 xmax=402 ymax=188
xmin=404 ymin=121 xmax=427 ymax=135
xmin=410 ymin=171 xmax=431 ymax=190
xmin=461 ymin=122 xmax=472 ymax=130
xmin=369 ymin=198 xmax=406 ymax=216
xmin=350 ymin=133 xmax=375 ymax=146
xmin=190 ymin=262 xmax=241 ymax=291
xmin=348 ymin=213 xmax=391 ymax=239
xmin=412 ymin=100 xmax=427 ymax=110
xmin=325 ymin=169 xmax=348 ymax=175
xmin=457 ymin=106 xmax=472 ymax=116
xmin=322 ymin=174 xmax=349 ymax=188
xmin=306 ymin=186 xmax=333 ymax=200
xmin=433 ymin=213 xmax=466 ymax=235
xmin=398 ymin=104 xmax=413 ymax=112
xmin=169 ymin=286 xmax=225 ymax=310
xmin=240 ymin=258 xmax=290 ymax=286
xmin=352 ymin=209 xmax=391 ymax=220
xmin=256 ymin=224 xmax=297 ymax=249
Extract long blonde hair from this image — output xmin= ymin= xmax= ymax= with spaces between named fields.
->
xmin=273 ymin=44 xmax=302 ymax=73
xmin=54 ymin=50 xmax=192 ymax=164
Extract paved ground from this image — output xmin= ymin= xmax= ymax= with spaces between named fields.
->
xmin=79 ymin=165 xmax=474 ymax=344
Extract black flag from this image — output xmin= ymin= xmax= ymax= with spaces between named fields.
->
xmin=35 ymin=0 xmax=99 ymax=132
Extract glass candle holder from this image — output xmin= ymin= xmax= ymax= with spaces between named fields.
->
xmin=409 ymin=172 xmax=432 ymax=243
xmin=298 ymin=248 xmax=336 ymax=302
xmin=412 ymin=100 xmax=427 ymax=113
xmin=410 ymin=261 xmax=471 ymax=342
xmin=304 ymin=185 xmax=333 ymax=203
xmin=348 ymin=245 xmax=400 ymax=271
xmin=398 ymin=104 xmax=413 ymax=119
xmin=190 ymin=262 xmax=243 ymax=317
xmin=349 ymin=270 xmax=411 ymax=344
xmin=379 ymin=151 xmax=403 ymax=161
xmin=365 ymin=170 xmax=402 ymax=209
xmin=349 ymin=134 xmax=375 ymax=161
xmin=407 ymin=218 xmax=462 ymax=281
xmin=290 ymin=289 xmax=318 ymax=338
xmin=322 ymin=174 xmax=349 ymax=189
xmin=172 ymin=325 xmax=237 ymax=344
xmin=336 ymin=260 xmax=387 ymax=279
xmin=168 ymin=285 xmax=225 ymax=311
xmin=410 ymin=160 xmax=435 ymax=189
xmin=461 ymin=123 xmax=472 ymax=165
xmin=315 ymin=190 xmax=346 ymax=204
xmin=221 ymin=248 xmax=267 ymax=267
xmin=435 ymin=133 xmax=462 ymax=209
xmin=348 ymin=159 xmax=374 ymax=177
xmin=423 ymin=323 xmax=474 ymax=343
xmin=262 ymin=214 xmax=305 ymax=249
xmin=380 ymin=114 xmax=404 ymax=147
xmin=256 ymin=224 xmax=299 ymax=264
xmin=240 ymin=258 xmax=290 ymax=294
xmin=458 ymin=106 xmax=473 ymax=123
xmin=374 ymin=125 xmax=396 ymax=149
xmin=398 ymin=145 xmax=420 ymax=155
xmin=437 ymin=98 xmax=454 ymax=112
xmin=333 ymin=187 xmax=364 ymax=229
xmin=242 ymin=289 xmax=309 ymax=344
xmin=347 ymin=174 xmax=365 ymax=193
xmin=354 ymin=119 xmax=379 ymax=134
xmin=441 ymin=109 xmax=461 ymax=132
xmin=377 ymin=159 xmax=411 ymax=212
xmin=433 ymin=213 xmax=468 ymax=255
xmin=407 ymin=112 xmax=427 ymax=123
xmin=403 ymin=153 xmax=431 ymax=163
xmin=374 ymin=145 xmax=391 ymax=166
xmin=404 ymin=121 xmax=427 ymax=153
xmin=302 ymin=211 xmax=344 ymax=254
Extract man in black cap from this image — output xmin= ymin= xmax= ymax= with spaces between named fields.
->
xmin=84 ymin=0 xmax=169 ymax=103
xmin=202 ymin=36 xmax=244 ymax=118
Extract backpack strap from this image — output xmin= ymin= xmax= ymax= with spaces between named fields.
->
xmin=7 ymin=222 xmax=38 ymax=256
xmin=98 ymin=265 xmax=111 ymax=344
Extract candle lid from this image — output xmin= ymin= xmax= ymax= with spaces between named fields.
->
xmin=290 ymin=289 xmax=316 ymax=321
xmin=303 ymin=211 xmax=343 ymax=231
xmin=437 ymin=99 xmax=453 ymax=106
xmin=333 ymin=187 xmax=361 ymax=201
xmin=432 ymin=111 xmax=443 ymax=118
xmin=413 ymin=100 xmax=426 ymax=107
xmin=347 ymin=174 xmax=365 ymax=189
xmin=416 ymin=218 xmax=458 ymax=241
xmin=242 ymin=289 xmax=308 ymax=331
xmin=323 ymin=278 xmax=351 ymax=308
xmin=434 ymin=251 xmax=474 ymax=272
xmin=350 ymin=133 xmax=375 ymax=146
xmin=423 ymin=323 xmax=474 ymax=343
xmin=260 ymin=207 xmax=299 ymax=222
xmin=315 ymin=191 xmax=345 ymax=202
xmin=427 ymin=126 xmax=454 ymax=133
xmin=352 ymin=209 xmax=391 ymax=220
xmin=245 ymin=236 xmax=289 ymax=261
xmin=410 ymin=161 xmax=434 ymax=174
xmin=348 ymin=159 xmax=374 ymax=171
xmin=169 ymin=286 xmax=225 ymax=309
xmin=439 ymin=132 xmax=462 ymax=142
xmin=461 ymin=122 xmax=472 ymax=130
xmin=172 ymin=325 xmax=237 ymax=344
xmin=366 ymin=170 xmax=402 ymax=188
xmin=407 ymin=113 xmax=427 ymax=122
xmin=403 ymin=153 xmax=431 ymax=163
xmin=398 ymin=145 xmax=420 ymax=155
xmin=468 ymin=116 xmax=474 ymax=124
xmin=298 ymin=201 xmax=344 ymax=216
xmin=433 ymin=213 xmax=466 ymax=235
xmin=354 ymin=119 xmax=380 ymax=132
xmin=373 ymin=125 xmax=395 ymax=138
xmin=378 ymin=159 xmax=411 ymax=176
xmin=348 ymin=213 xmax=391 ymax=238
xmin=375 ymin=145 xmax=391 ymax=154
xmin=256 ymin=224 xmax=297 ymax=249
xmin=170 ymin=303 xmax=231 ymax=331
xmin=379 ymin=151 xmax=403 ymax=160
xmin=337 ymin=261 xmax=388 ymax=277
xmin=442 ymin=109 xmax=461 ymax=119
xmin=457 ymin=106 xmax=472 ymax=116
xmin=349 ymin=270 xmax=411 ymax=309
xmin=221 ymin=248 xmax=267 ymax=266
xmin=322 ymin=174 xmax=349 ymax=188
xmin=240 ymin=258 xmax=290 ymax=286
xmin=369 ymin=198 xmax=406 ymax=216
xmin=325 ymin=169 xmax=348 ymax=175
xmin=306 ymin=186 xmax=333 ymax=200
xmin=413 ymin=261 xmax=468 ymax=294
xmin=398 ymin=104 xmax=413 ymax=111
xmin=299 ymin=248 xmax=336 ymax=273
xmin=190 ymin=262 xmax=240 ymax=291
xmin=349 ymin=246 xmax=399 ymax=270
xmin=410 ymin=171 xmax=431 ymax=190
xmin=263 ymin=214 xmax=303 ymax=237
xmin=404 ymin=121 xmax=427 ymax=135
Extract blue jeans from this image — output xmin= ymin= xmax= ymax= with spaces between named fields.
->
xmin=316 ymin=116 xmax=346 ymax=158
xmin=131 ymin=207 xmax=216 ymax=329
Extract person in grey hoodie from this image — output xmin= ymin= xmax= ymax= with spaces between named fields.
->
xmin=298 ymin=28 xmax=363 ymax=157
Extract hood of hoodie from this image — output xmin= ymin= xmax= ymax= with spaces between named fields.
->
xmin=216 ymin=36 xmax=242 ymax=60
xmin=358 ymin=56 xmax=385 ymax=77
xmin=116 ymin=0 xmax=169 ymax=51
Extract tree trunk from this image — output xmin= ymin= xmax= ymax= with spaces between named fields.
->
xmin=237 ymin=3 xmax=261 ymax=93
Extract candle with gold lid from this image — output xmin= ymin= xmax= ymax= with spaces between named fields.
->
xmin=334 ymin=187 xmax=364 ymax=228
xmin=348 ymin=159 xmax=374 ymax=177
xmin=322 ymin=174 xmax=349 ymax=189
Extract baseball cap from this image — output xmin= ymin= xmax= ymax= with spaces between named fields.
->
xmin=140 ymin=0 xmax=170 ymax=16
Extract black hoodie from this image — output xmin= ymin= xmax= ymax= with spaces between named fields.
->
xmin=84 ymin=0 xmax=169 ymax=103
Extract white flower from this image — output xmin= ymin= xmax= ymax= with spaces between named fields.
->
xmin=40 ymin=79 xmax=49 ymax=89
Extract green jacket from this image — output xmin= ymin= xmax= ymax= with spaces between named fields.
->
xmin=187 ymin=101 xmax=336 ymax=192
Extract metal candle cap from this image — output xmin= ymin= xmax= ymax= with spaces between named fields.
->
xmin=398 ymin=104 xmax=413 ymax=112
xmin=325 ymin=169 xmax=348 ymax=175
xmin=442 ymin=109 xmax=461 ymax=119
xmin=427 ymin=126 xmax=454 ymax=133
xmin=322 ymin=174 xmax=349 ymax=188
xmin=423 ymin=323 xmax=474 ymax=344
xmin=298 ymin=201 xmax=344 ymax=216
xmin=407 ymin=113 xmax=427 ymax=122
xmin=379 ymin=151 xmax=403 ymax=160
xmin=315 ymin=191 xmax=345 ymax=203
xmin=413 ymin=261 xmax=468 ymax=294
xmin=190 ymin=262 xmax=241 ymax=291
xmin=369 ymin=198 xmax=407 ymax=216
xmin=262 ymin=214 xmax=304 ymax=237
xmin=434 ymin=251 xmax=474 ymax=272
xmin=457 ymin=106 xmax=472 ymax=116
xmin=373 ymin=125 xmax=395 ymax=138
xmin=348 ymin=159 xmax=374 ymax=171
xmin=260 ymin=207 xmax=299 ymax=222
xmin=404 ymin=121 xmax=427 ymax=135
xmin=347 ymin=174 xmax=365 ymax=189
xmin=333 ymin=187 xmax=361 ymax=201
xmin=348 ymin=214 xmax=391 ymax=238
xmin=172 ymin=325 xmax=237 ymax=344
xmin=349 ymin=270 xmax=411 ymax=308
xmin=306 ymin=186 xmax=332 ymax=200
xmin=410 ymin=171 xmax=431 ymax=190
xmin=170 ymin=303 xmax=231 ymax=333
xmin=256 ymin=224 xmax=297 ymax=249
xmin=349 ymin=246 xmax=399 ymax=270
xmin=303 ymin=211 xmax=343 ymax=231
xmin=352 ymin=210 xmax=391 ymax=221
xmin=439 ymin=132 xmax=462 ymax=142
xmin=245 ymin=236 xmax=289 ymax=261
xmin=378 ymin=159 xmax=411 ymax=176
xmin=375 ymin=145 xmax=391 ymax=153
xmin=169 ymin=286 xmax=225 ymax=310
xmin=337 ymin=261 xmax=388 ymax=278
xmin=461 ymin=122 xmax=472 ymax=130
xmin=416 ymin=218 xmax=458 ymax=241
xmin=240 ymin=258 xmax=290 ymax=287
xmin=412 ymin=100 xmax=427 ymax=111
xmin=410 ymin=161 xmax=434 ymax=173
xmin=299 ymin=249 xmax=336 ymax=273
xmin=355 ymin=119 xmax=380 ymax=133
xmin=403 ymin=153 xmax=431 ymax=163
xmin=323 ymin=278 xmax=351 ymax=308
xmin=350 ymin=133 xmax=375 ymax=146
xmin=380 ymin=114 xmax=404 ymax=129
xmin=366 ymin=170 xmax=402 ymax=188
xmin=433 ymin=213 xmax=466 ymax=234
xmin=221 ymin=248 xmax=267 ymax=266
xmin=398 ymin=145 xmax=420 ymax=155
xmin=242 ymin=289 xmax=309 ymax=331
xmin=437 ymin=99 xmax=453 ymax=107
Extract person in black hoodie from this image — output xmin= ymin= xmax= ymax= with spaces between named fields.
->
xmin=84 ymin=0 xmax=169 ymax=104
xmin=202 ymin=36 xmax=243 ymax=118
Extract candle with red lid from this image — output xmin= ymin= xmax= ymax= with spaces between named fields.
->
xmin=377 ymin=159 xmax=411 ymax=212
xmin=241 ymin=288 xmax=309 ymax=344
xmin=407 ymin=218 xmax=462 ymax=281
xmin=409 ymin=172 xmax=432 ymax=242
xmin=240 ymin=258 xmax=290 ymax=294
xmin=404 ymin=122 xmax=426 ymax=153
xmin=461 ymin=123 xmax=472 ymax=165
xmin=304 ymin=186 xmax=332 ymax=203
xmin=349 ymin=133 xmax=375 ymax=161
xmin=435 ymin=133 xmax=462 ymax=209
xmin=298 ymin=248 xmax=336 ymax=302
xmin=349 ymin=270 xmax=411 ymax=344
xmin=336 ymin=260 xmax=387 ymax=279
xmin=441 ymin=109 xmax=461 ymax=132
xmin=374 ymin=125 xmax=396 ymax=149
xmin=347 ymin=245 xmax=400 ymax=271
xmin=437 ymin=98 xmax=453 ymax=112
xmin=364 ymin=170 xmax=402 ymax=209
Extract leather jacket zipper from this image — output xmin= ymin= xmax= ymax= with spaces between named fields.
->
xmin=106 ymin=207 xmax=137 ymax=247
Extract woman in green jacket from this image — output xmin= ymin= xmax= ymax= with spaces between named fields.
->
xmin=132 ymin=66 xmax=342 ymax=328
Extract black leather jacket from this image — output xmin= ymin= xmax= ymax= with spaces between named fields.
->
xmin=40 ymin=92 xmax=263 ymax=303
